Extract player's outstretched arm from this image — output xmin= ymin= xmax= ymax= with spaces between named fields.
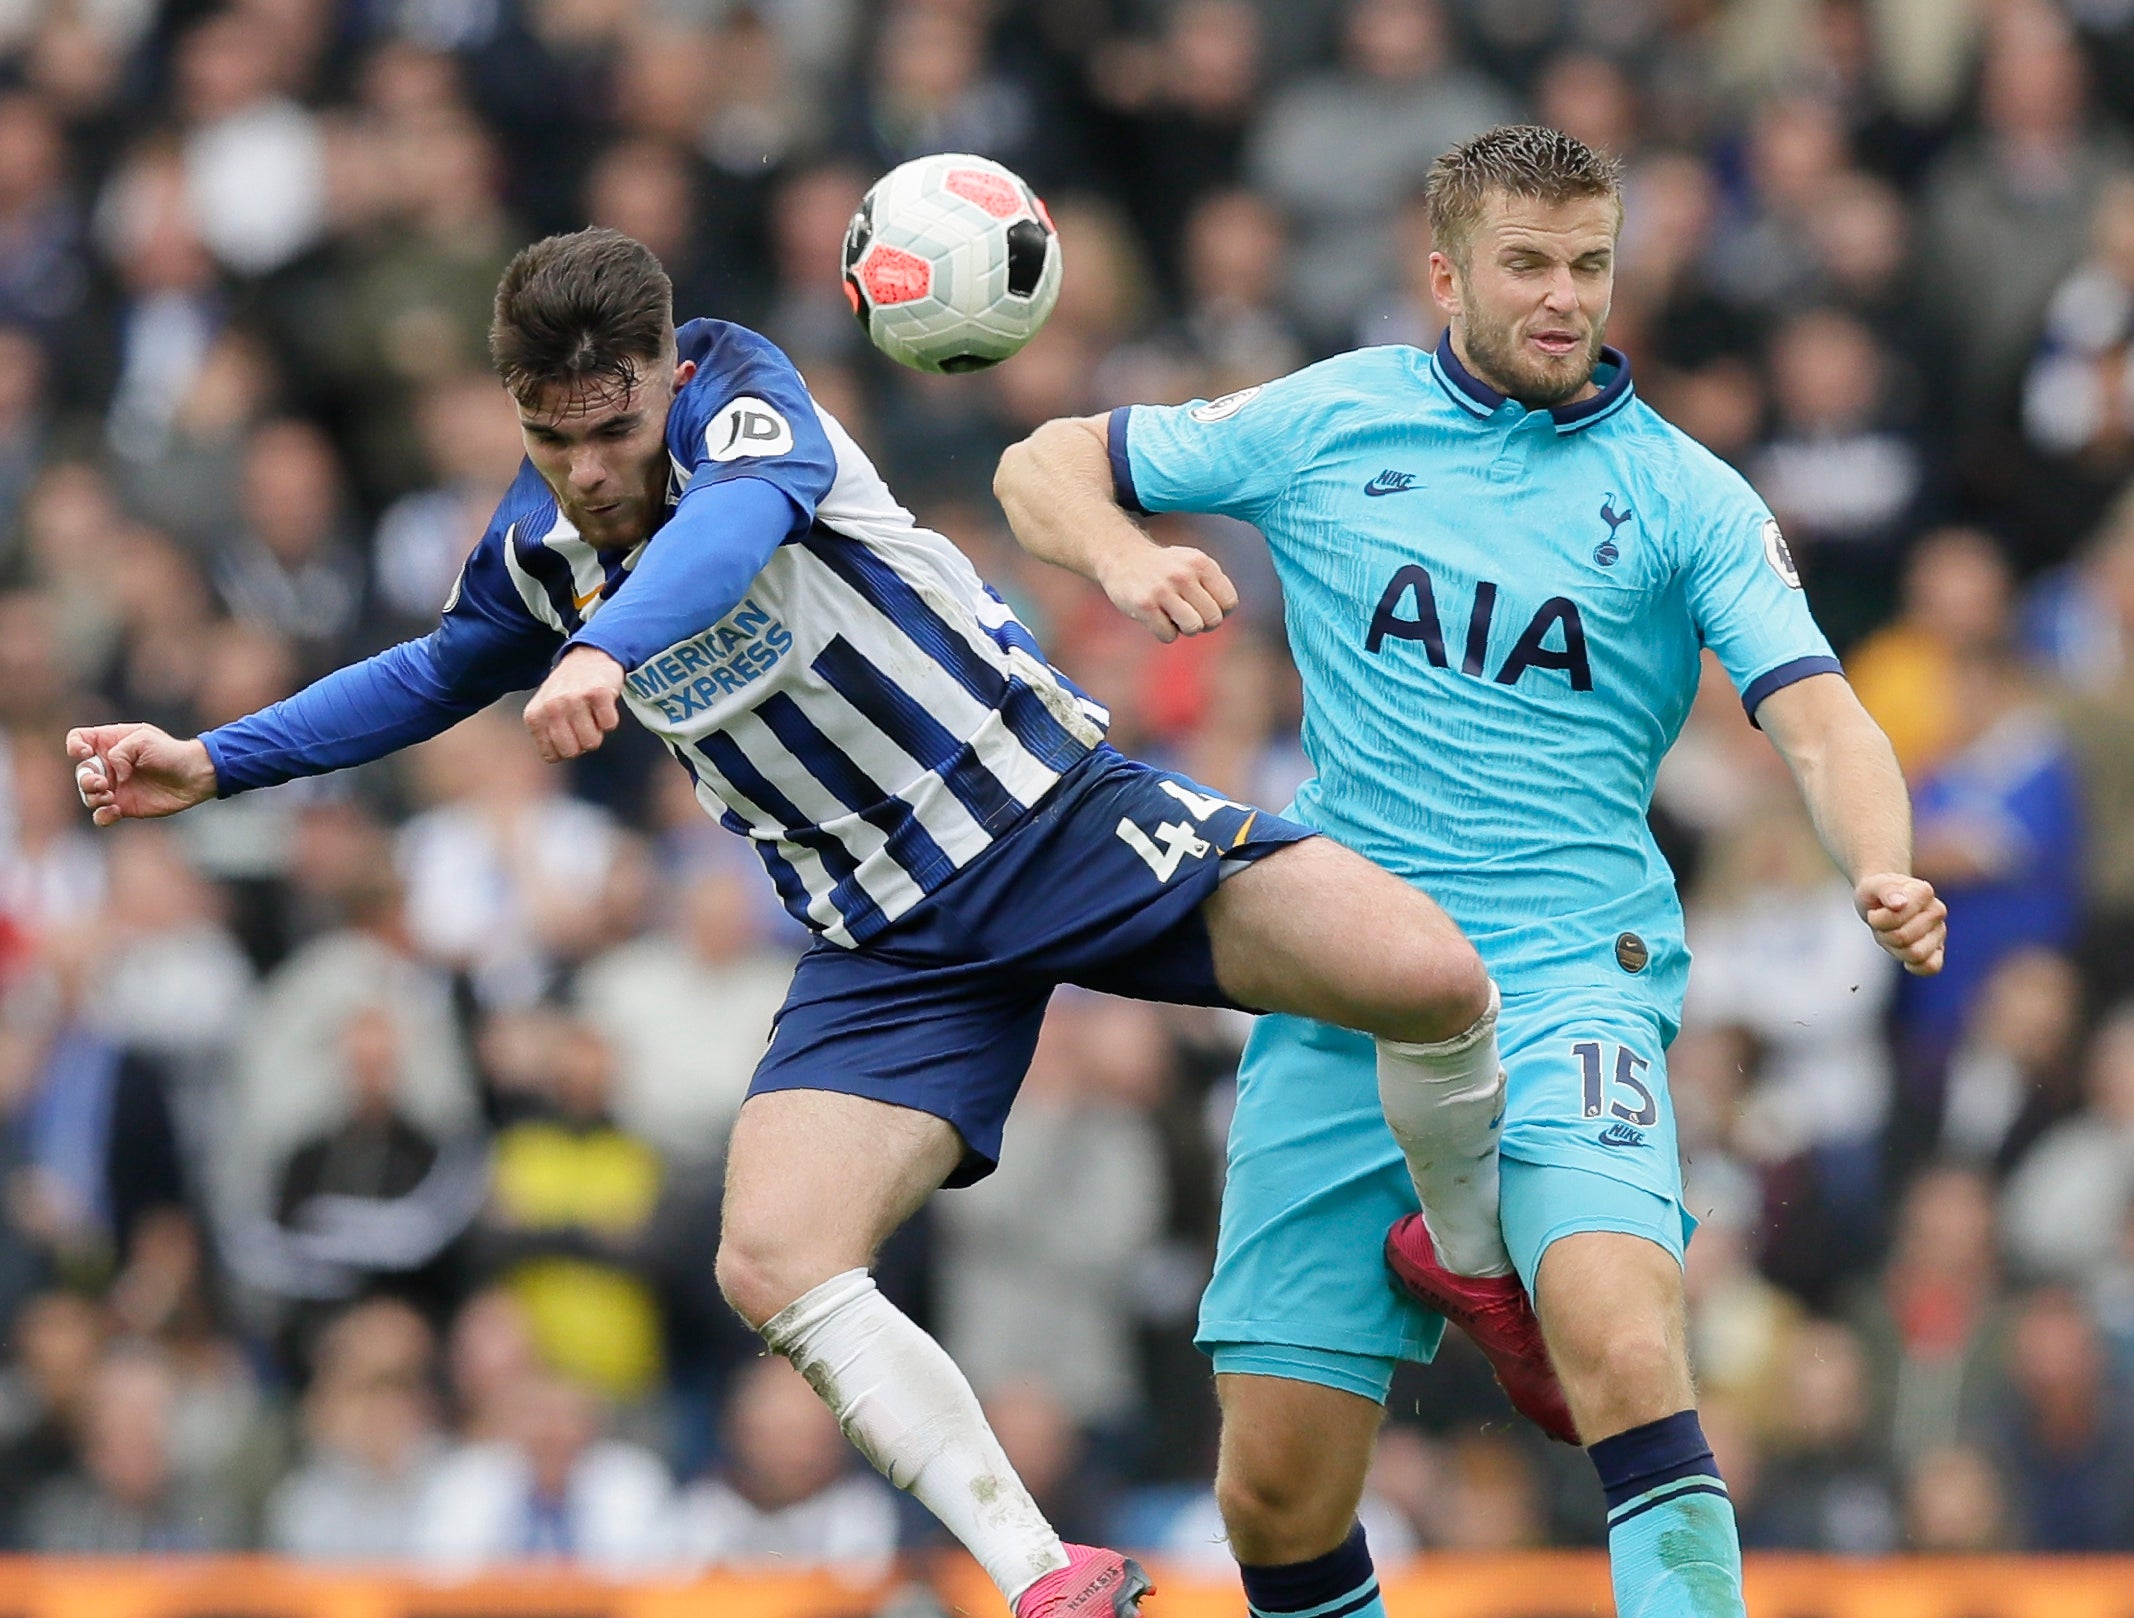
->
xmin=995 ymin=416 xmax=1237 ymax=643
xmin=67 ymin=724 xmax=218 ymax=826
xmin=1755 ymin=672 xmax=1947 ymax=976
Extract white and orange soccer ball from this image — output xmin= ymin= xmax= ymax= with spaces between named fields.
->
xmin=842 ymin=153 xmax=1063 ymax=374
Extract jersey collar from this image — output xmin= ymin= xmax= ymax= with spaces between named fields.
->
xmin=1431 ymin=331 xmax=1635 ymax=435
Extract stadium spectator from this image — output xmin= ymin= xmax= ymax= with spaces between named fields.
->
xmin=443 ymin=1286 xmax=542 ymax=1445
xmin=1164 ymin=188 xmax=1305 ymax=401
xmin=0 ymin=1292 xmax=105 ymax=1545
xmin=1902 ymin=1443 xmax=2012 ymax=1552
xmin=476 ymin=1019 xmax=668 ymax=1405
xmin=395 ymin=707 xmax=626 ymax=1007
xmin=1098 ymin=0 xmax=1263 ymax=293
xmin=1685 ymin=791 xmax=1896 ymax=1239
xmin=0 ymin=326 xmax=50 ymax=547
xmin=210 ymin=420 xmax=367 ymax=677
xmin=1917 ymin=1 xmax=2131 ymax=453
xmin=264 ymin=1298 xmax=445 ymax=1560
xmin=1707 ymin=95 xmax=1854 ymax=316
xmin=1917 ymin=947 xmax=2083 ymax=1181
xmin=935 ymin=992 xmax=1166 ymax=1428
xmin=254 ymin=1005 xmax=482 ymax=1342
xmin=1751 ymin=306 xmax=1924 ymax=647
xmin=1992 ymin=1284 xmax=2134 ymax=1549
xmin=1851 ymin=1163 xmax=2011 ymax=1467
xmin=221 ymin=851 xmax=479 ymax=1272
xmin=1741 ymin=1319 xmax=1901 ymax=1554
xmin=369 ymin=370 xmax=524 ymax=634
xmin=411 ymin=1368 xmax=674 ymax=1572
xmin=2002 ymin=1006 xmax=2134 ymax=1282
xmin=94 ymin=141 xmax=225 ymax=471
xmin=0 ymin=93 xmax=88 ymax=344
xmin=673 ymin=1355 xmax=898 ymax=1570
xmin=575 ymin=860 xmax=796 ymax=1167
xmin=170 ymin=5 xmax=326 ymax=279
xmin=1901 ymin=647 xmax=2083 ymax=1051
xmin=24 ymin=1344 xmax=241 ymax=1552
xmin=1682 ymin=1205 xmax=1806 ymax=1440
xmin=1848 ymin=528 xmax=2016 ymax=780
xmin=1248 ymin=0 xmax=1515 ymax=341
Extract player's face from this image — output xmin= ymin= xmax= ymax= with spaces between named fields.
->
xmin=1432 ymin=192 xmax=1619 ymax=409
xmin=517 ymin=353 xmax=697 ymax=550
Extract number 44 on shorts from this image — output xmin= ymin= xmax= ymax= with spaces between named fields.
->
xmin=1114 ymin=780 xmax=1237 ymax=882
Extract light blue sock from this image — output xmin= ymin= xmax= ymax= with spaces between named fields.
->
xmin=1590 ymin=1410 xmax=1746 ymax=1618
xmin=1239 ymin=1521 xmax=1387 ymax=1618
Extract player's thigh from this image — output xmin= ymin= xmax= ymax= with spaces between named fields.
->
xmin=1215 ymin=1371 xmax=1386 ymax=1564
xmin=1201 ymin=836 xmax=1487 ymax=1042
xmin=1531 ymin=1225 xmax=1694 ymax=1443
xmin=719 ymin=1088 xmax=966 ymax=1325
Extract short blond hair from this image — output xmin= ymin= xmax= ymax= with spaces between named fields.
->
xmin=1425 ymin=124 xmax=1623 ymax=266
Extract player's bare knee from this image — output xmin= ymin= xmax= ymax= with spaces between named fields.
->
xmin=714 ymin=1224 xmax=825 ymax=1330
xmin=1561 ymin=1323 xmax=1683 ymax=1420
xmin=1215 ymin=1464 xmax=1349 ymax=1564
xmin=1379 ymin=937 xmax=1491 ymax=1044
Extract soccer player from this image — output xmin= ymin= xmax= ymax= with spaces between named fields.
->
xmin=996 ymin=126 xmax=1947 ymax=1618
xmin=68 ymin=228 xmax=1513 ymax=1617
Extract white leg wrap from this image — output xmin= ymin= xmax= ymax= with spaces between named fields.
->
xmin=761 ymin=1270 xmax=1068 ymax=1602
xmin=1376 ymin=981 xmax=1514 ymax=1277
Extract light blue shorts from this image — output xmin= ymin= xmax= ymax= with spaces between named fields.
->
xmin=1198 ymin=989 xmax=1696 ymax=1405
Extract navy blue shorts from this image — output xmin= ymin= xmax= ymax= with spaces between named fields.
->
xmin=748 ymin=746 xmax=1316 ymax=1184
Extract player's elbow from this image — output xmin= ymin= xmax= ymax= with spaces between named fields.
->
xmin=991 ymin=436 xmax=1035 ymax=512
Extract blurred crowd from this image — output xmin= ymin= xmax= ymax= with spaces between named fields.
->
xmin=0 ymin=0 xmax=2133 ymax=1575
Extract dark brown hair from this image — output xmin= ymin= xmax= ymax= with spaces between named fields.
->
xmin=489 ymin=227 xmax=674 ymax=407
xmin=1425 ymin=125 xmax=1623 ymax=267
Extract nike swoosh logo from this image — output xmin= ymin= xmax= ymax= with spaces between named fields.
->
xmin=574 ymin=585 xmax=603 ymax=610
xmin=1363 ymin=475 xmax=1422 ymax=497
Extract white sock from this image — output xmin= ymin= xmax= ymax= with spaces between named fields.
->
xmin=761 ymin=1270 xmax=1069 ymax=1603
xmin=1376 ymin=981 xmax=1514 ymax=1277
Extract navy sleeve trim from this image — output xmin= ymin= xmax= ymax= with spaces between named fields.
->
xmin=1107 ymin=407 xmax=1146 ymax=514
xmin=1742 ymin=655 xmax=1845 ymax=725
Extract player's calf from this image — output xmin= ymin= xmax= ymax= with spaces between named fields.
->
xmin=1537 ymin=1233 xmax=1745 ymax=1618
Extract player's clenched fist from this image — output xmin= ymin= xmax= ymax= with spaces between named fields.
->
xmin=65 ymin=724 xmax=219 ymax=827
xmin=1096 ymin=541 xmax=1240 ymax=643
xmin=1856 ymin=873 xmax=1947 ymax=977
xmin=525 ymin=645 xmax=626 ymax=762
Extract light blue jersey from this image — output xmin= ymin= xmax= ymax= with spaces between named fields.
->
xmin=1115 ymin=336 xmax=1843 ymax=1397
xmin=1112 ymin=335 xmax=1838 ymax=1013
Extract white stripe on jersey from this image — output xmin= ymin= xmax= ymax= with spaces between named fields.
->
xmin=535 ymin=398 xmax=1109 ymax=947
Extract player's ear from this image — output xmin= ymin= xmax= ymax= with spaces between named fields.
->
xmin=1428 ymin=250 xmax=1461 ymax=317
xmin=670 ymin=358 xmax=697 ymax=395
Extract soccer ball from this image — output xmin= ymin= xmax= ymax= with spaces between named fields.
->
xmin=842 ymin=153 xmax=1063 ymax=375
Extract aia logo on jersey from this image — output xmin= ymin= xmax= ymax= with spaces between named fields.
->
xmin=1595 ymin=494 xmax=1633 ymax=566
xmin=1365 ymin=565 xmax=1592 ymax=692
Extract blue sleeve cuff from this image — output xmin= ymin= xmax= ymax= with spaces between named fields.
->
xmin=1107 ymin=407 xmax=1146 ymax=515
xmin=1742 ymin=655 xmax=1845 ymax=725
xmin=198 ymin=731 xmax=233 ymax=798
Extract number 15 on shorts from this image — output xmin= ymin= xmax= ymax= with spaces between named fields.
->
xmin=1572 ymin=1040 xmax=1657 ymax=1126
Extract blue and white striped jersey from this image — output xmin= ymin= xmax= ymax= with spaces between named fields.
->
xmin=202 ymin=320 xmax=1108 ymax=947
